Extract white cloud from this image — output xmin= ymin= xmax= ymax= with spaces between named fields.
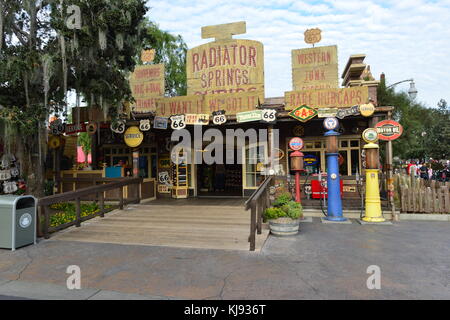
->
xmin=146 ymin=0 xmax=450 ymax=107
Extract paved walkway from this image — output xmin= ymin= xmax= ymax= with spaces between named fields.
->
xmin=0 ymin=217 xmax=449 ymax=300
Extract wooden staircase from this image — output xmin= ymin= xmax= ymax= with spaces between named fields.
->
xmin=52 ymin=203 xmax=269 ymax=251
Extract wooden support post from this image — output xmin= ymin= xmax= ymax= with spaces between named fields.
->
xmin=100 ymin=192 xmax=105 ymax=218
xmin=119 ymin=186 xmax=124 ymax=210
xmin=249 ymin=202 xmax=256 ymax=251
xmin=75 ymin=198 xmax=81 ymax=227
xmin=257 ymin=198 xmax=262 ymax=235
xmin=43 ymin=206 xmax=50 ymax=239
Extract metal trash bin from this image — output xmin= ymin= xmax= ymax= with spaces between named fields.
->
xmin=0 ymin=195 xmax=37 ymax=251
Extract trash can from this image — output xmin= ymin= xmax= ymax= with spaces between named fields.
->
xmin=0 ymin=195 xmax=37 ymax=251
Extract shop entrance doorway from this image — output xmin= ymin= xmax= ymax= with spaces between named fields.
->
xmin=197 ymin=147 xmax=242 ymax=197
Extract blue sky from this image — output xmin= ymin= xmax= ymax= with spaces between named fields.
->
xmin=146 ymin=0 xmax=450 ymax=108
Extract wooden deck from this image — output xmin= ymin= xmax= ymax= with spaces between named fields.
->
xmin=52 ymin=200 xmax=269 ymax=251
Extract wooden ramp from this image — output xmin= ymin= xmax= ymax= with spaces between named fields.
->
xmin=52 ymin=203 xmax=269 ymax=251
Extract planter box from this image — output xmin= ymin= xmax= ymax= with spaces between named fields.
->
xmin=269 ymin=218 xmax=300 ymax=236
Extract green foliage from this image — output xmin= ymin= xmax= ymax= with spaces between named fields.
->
xmin=78 ymin=132 xmax=91 ymax=160
xmin=272 ymin=192 xmax=293 ymax=207
xmin=378 ymin=77 xmax=450 ymax=160
xmin=49 ymin=202 xmax=112 ymax=227
xmin=280 ymin=201 xmax=303 ymax=219
xmin=263 ymin=207 xmax=286 ymax=220
xmin=141 ymin=20 xmax=188 ymax=96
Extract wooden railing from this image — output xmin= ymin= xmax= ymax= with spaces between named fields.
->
xmin=245 ymin=176 xmax=273 ymax=251
xmin=38 ymin=177 xmax=143 ymax=239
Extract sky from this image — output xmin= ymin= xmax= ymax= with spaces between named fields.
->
xmin=145 ymin=0 xmax=450 ymax=108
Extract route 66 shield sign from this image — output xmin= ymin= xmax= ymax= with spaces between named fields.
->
xmin=139 ymin=119 xmax=151 ymax=131
xmin=170 ymin=115 xmax=186 ymax=130
xmin=261 ymin=109 xmax=277 ymax=122
xmin=111 ymin=120 xmax=126 ymax=134
xmin=212 ymin=110 xmax=227 ymax=125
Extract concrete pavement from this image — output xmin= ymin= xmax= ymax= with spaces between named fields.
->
xmin=0 ymin=218 xmax=449 ymax=300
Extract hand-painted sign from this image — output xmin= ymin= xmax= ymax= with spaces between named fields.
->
xmin=205 ymin=91 xmax=264 ymax=115
xmin=317 ymin=107 xmax=338 ymax=118
xmin=139 ymin=119 xmax=151 ymax=131
xmin=336 ymin=105 xmax=360 ymax=119
xmin=288 ymin=105 xmax=317 ymax=122
xmin=64 ymin=123 xmax=86 ymax=135
xmin=186 ymin=22 xmax=264 ymax=96
xmin=185 ymin=114 xmax=210 ymax=125
xmin=236 ymin=110 xmax=262 ymax=123
xmin=141 ymin=49 xmax=155 ymax=63
xmin=304 ymin=154 xmax=319 ymax=166
xmin=304 ymin=28 xmax=322 ymax=45
xmin=375 ymin=120 xmax=403 ymax=141
xmin=212 ymin=110 xmax=227 ymax=125
xmin=285 ymin=87 xmax=369 ymax=110
xmin=170 ymin=114 xmax=186 ymax=130
xmin=156 ymin=95 xmax=204 ymax=117
xmin=153 ymin=116 xmax=168 ymax=130
xmin=124 ymin=126 xmax=144 ymax=147
xmin=158 ymin=184 xmax=171 ymax=193
xmin=292 ymin=45 xmax=338 ymax=91
xmin=261 ymin=109 xmax=277 ymax=122
xmin=289 ymin=137 xmax=304 ymax=151
xmin=129 ymin=64 xmax=165 ymax=113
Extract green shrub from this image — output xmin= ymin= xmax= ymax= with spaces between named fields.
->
xmin=280 ymin=201 xmax=303 ymax=219
xmin=263 ymin=207 xmax=286 ymax=220
xmin=273 ymin=192 xmax=293 ymax=207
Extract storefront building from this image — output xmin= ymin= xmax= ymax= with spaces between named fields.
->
xmin=61 ymin=23 xmax=391 ymax=205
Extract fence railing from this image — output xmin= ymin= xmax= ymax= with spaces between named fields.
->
xmin=245 ymin=176 xmax=273 ymax=251
xmin=395 ymin=174 xmax=450 ymax=214
xmin=38 ymin=177 xmax=143 ymax=238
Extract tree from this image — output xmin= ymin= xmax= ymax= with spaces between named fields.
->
xmin=378 ymin=77 xmax=450 ymax=161
xmin=77 ymin=132 xmax=91 ymax=166
xmin=0 ymin=0 xmax=148 ymax=196
xmin=140 ymin=20 xmax=188 ymax=96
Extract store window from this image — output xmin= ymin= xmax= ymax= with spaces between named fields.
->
xmin=288 ymin=137 xmax=362 ymax=176
xmin=244 ymin=143 xmax=267 ymax=189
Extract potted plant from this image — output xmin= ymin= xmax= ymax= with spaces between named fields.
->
xmin=264 ymin=192 xmax=303 ymax=236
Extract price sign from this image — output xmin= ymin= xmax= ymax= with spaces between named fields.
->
xmin=111 ymin=120 xmax=126 ymax=134
xmin=262 ymin=109 xmax=277 ymax=122
xmin=139 ymin=119 xmax=151 ymax=131
xmin=170 ymin=115 xmax=186 ymax=130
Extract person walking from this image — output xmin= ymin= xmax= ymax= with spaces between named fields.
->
xmin=419 ymin=163 xmax=428 ymax=180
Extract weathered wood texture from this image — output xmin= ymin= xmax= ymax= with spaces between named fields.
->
xmin=51 ymin=203 xmax=269 ymax=252
xmin=292 ymin=45 xmax=338 ymax=91
xmin=396 ymin=174 xmax=450 ymax=214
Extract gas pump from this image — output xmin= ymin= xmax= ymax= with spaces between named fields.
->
xmin=323 ymin=118 xmax=346 ymax=222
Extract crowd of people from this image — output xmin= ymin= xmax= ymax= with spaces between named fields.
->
xmin=401 ymin=160 xmax=450 ymax=181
